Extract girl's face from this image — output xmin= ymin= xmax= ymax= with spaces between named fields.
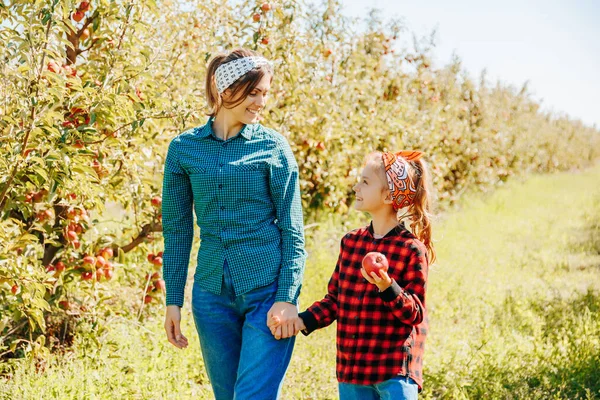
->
xmin=352 ymin=162 xmax=391 ymax=213
xmin=222 ymin=73 xmax=271 ymax=125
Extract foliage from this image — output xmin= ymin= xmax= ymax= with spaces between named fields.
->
xmin=0 ymin=0 xmax=599 ymax=359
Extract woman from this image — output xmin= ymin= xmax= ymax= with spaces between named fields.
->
xmin=161 ymin=48 xmax=306 ymax=400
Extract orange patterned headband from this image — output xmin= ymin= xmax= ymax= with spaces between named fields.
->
xmin=382 ymin=151 xmax=423 ymax=210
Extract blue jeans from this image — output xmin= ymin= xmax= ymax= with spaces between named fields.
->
xmin=338 ymin=375 xmax=419 ymax=400
xmin=191 ymin=260 xmax=295 ymax=400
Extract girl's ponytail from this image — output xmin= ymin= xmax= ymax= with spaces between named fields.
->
xmin=403 ymin=159 xmax=436 ymax=264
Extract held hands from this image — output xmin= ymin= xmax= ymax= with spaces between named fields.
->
xmin=266 ymin=302 xmax=305 ymax=340
xmin=360 ymin=268 xmax=393 ymax=292
xmin=164 ymin=305 xmax=189 ymax=349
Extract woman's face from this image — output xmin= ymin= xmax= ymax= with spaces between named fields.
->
xmin=222 ymin=73 xmax=271 ymax=125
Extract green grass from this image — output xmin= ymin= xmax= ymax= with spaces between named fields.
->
xmin=1 ymin=165 xmax=600 ymax=399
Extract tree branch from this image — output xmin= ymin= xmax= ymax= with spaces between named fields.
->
xmin=115 ymin=221 xmax=162 ymax=254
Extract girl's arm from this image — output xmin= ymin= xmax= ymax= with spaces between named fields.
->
xmin=161 ymin=138 xmax=195 ymax=308
xmin=363 ymin=240 xmax=428 ymax=326
xmin=297 ymin=238 xmax=344 ymax=335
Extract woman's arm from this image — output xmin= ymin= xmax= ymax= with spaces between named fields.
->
xmin=268 ymin=138 xmax=306 ymax=304
xmin=161 ymin=138 xmax=195 ymax=308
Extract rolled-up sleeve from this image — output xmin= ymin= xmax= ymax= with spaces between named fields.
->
xmin=269 ymin=139 xmax=306 ymax=304
xmin=161 ymin=138 xmax=194 ymax=307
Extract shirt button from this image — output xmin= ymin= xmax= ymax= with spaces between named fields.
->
xmin=354 ymin=316 xmax=359 ymax=320
xmin=352 ymin=334 xmax=357 ymax=339
xmin=219 ymin=163 xmax=224 ymax=167
xmin=220 ymin=206 xmax=225 ymax=211
xmin=218 ymin=184 xmax=223 ymax=189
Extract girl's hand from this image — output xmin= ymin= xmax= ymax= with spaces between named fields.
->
xmin=360 ymin=268 xmax=393 ymax=292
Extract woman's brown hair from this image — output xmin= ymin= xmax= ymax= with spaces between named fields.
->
xmin=205 ymin=48 xmax=273 ymax=116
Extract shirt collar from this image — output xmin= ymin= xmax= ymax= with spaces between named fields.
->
xmin=367 ymin=221 xmax=406 ymax=238
xmin=196 ymin=117 xmax=255 ymax=140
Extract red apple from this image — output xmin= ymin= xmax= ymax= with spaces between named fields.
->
xmin=72 ymin=10 xmax=85 ymax=22
xmin=144 ymin=295 xmax=153 ymax=304
xmin=261 ymin=3 xmax=271 ymax=11
xmin=253 ymin=13 xmax=261 ymax=22
xmin=147 ymin=253 xmax=155 ymax=262
xmin=83 ymin=255 xmax=96 ymax=266
xmin=154 ymin=279 xmax=166 ymax=291
xmin=47 ymin=60 xmax=60 ymax=73
xmin=101 ymin=247 xmax=113 ymax=259
xmin=72 ymin=240 xmax=81 ymax=249
xmin=11 ymin=285 xmax=19 ymax=295
xmin=151 ymin=196 xmax=162 ymax=207
xmin=362 ymin=251 xmax=389 ymax=278
xmin=67 ymin=230 xmax=78 ymax=241
xmin=78 ymin=2 xmax=91 ymax=12
xmin=55 ymin=261 xmax=66 ymax=272
xmin=58 ymin=300 xmax=72 ymax=310
xmin=152 ymin=256 xmax=163 ymax=266
xmin=81 ymin=271 xmax=93 ymax=280
xmin=261 ymin=37 xmax=270 ymax=45
xmin=80 ymin=28 xmax=90 ymax=41
xmin=104 ymin=268 xmax=114 ymax=280
xmin=96 ymin=255 xmax=107 ymax=268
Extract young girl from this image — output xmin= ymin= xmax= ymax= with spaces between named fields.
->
xmin=270 ymin=150 xmax=435 ymax=399
xmin=162 ymin=48 xmax=306 ymax=400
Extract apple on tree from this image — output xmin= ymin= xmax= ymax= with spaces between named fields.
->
xmin=362 ymin=251 xmax=389 ymax=278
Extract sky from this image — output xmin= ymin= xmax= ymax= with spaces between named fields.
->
xmin=335 ymin=0 xmax=599 ymax=128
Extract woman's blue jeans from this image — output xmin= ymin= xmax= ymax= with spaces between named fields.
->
xmin=338 ymin=375 xmax=419 ymax=400
xmin=191 ymin=260 xmax=295 ymax=400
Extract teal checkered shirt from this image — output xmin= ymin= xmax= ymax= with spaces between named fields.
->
xmin=161 ymin=118 xmax=306 ymax=307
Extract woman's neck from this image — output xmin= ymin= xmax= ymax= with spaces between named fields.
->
xmin=212 ymin=112 xmax=244 ymax=141
xmin=370 ymin=208 xmax=399 ymax=237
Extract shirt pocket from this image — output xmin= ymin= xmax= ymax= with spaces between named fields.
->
xmin=227 ymin=163 xmax=269 ymax=199
xmin=187 ymin=166 xmax=207 ymax=175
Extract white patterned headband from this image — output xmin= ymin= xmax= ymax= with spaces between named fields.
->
xmin=215 ymin=56 xmax=272 ymax=93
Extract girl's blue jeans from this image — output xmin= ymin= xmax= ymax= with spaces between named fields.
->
xmin=191 ymin=260 xmax=295 ymax=400
xmin=338 ymin=375 xmax=419 ymax=400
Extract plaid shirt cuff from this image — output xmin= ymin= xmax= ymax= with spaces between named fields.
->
xmin=379 ymin=279 xmax=403 ymax=302
xmin=298 ymin=311 xmax=319 ymax=335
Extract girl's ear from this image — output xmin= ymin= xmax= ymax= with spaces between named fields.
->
xmin=382 ymin=190 xmax=394 ymax=205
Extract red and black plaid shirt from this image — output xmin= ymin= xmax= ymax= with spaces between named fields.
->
xmin=299 ymin=222 xmax=429 ymax=390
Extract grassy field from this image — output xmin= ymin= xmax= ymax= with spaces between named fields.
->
xmin=1 ymin=165 xmax=599 ymax=399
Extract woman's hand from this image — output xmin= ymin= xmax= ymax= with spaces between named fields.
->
xmin=267 ymin=315 xmax=306 ymax=339
xmin=266 ymin=302 xmax=301 ymax=340
xmin=164 ymin=305 xmax=189 ymax=349
xmin=361 ymin=268 xmax=393 ymax=292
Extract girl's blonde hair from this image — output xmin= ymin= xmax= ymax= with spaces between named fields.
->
xmin=365 ymin=152 xmax=436 ymax=263
xmin=205 ymin=48 xmax=274 ymax=116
